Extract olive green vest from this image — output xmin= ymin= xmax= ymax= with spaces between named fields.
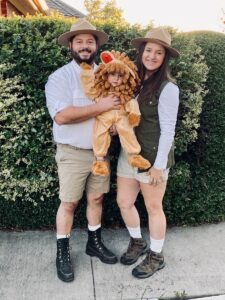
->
xmin=135 ymin=80 xmax=175 ymax=169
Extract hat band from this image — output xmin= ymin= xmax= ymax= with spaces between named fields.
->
xmin=146 ymin=37 xmax=171 ymax=48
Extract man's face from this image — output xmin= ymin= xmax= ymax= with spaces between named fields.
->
xmin=69 ymin=33 xmax=97 ymax=65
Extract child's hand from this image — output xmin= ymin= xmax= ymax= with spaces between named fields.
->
xmin=125 ymin=99 xmax=141 ymax=126
xmin=80 ymin=63 xmax=92 ymax=70
xmin=128 ymin=113 xmax=140 ymax=127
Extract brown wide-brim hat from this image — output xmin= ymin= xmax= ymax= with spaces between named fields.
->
xmin=131 ymin=27 xmax=180 ymax=58
xmin=58 ymin=19 xmax=108 ymax=47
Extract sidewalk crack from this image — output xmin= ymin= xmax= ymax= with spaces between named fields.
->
xmin=90 ymin=258 xmax=96 ymax=300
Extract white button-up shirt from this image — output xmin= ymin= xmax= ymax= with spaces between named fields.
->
xmin=45 ymin=60 xmax=96 ymax=149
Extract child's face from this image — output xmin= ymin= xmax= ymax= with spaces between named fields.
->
xmin=107 ymin=72 xmax=123 ymax=87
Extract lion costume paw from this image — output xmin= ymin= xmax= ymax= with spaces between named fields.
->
xmin=128 ymin=154 xmax=151 ymax=170
xmin=80 ymin=62 xmax=92 ymax=70
xmin=128 ymin=113 xmax=140 ymax=127
xmin=92 ymin=160 xmax=109 ymax=176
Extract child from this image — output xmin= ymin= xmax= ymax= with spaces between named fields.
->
xmin=80 ymin=50 xmax=150 ymax=176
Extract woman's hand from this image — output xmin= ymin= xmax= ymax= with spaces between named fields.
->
xmin=109 ymin=124 xmax=117 ymax=136
xmin=148 ymin=167 xmax=164 ymax=186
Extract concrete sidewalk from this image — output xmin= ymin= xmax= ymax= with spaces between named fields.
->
xmin=0 ymin=222 xmax=225 ymax=300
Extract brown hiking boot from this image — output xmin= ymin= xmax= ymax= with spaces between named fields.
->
xmin=120 ymin=237 xmax=148 ymax=265
xmin=132 ymin=249 xmax=165 ymax=279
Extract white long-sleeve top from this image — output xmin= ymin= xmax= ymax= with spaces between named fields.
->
xmin=153 ymin=82 xmax=179 ymax=170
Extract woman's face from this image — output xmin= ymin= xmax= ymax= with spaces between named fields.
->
xmin=142 ymin=42 xmax=166 ymax=75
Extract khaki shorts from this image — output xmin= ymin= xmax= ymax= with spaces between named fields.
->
xmin=117 ymin=150 xmax=169 ymax=184
xmin=55 ymin=144 xmax=110 ymax=202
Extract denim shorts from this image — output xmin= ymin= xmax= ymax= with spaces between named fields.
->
xmin=117 ymin=150 xmax=169 ymax=184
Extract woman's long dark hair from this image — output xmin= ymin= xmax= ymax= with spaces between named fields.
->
xmin=135 ymin=42 xmax=172 ymax=103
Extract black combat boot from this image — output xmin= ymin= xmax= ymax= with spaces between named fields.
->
xmin=56 ymin=238 xmax=74 ymax=282
xmin=86 ymin=228 xmax=118 ymax=264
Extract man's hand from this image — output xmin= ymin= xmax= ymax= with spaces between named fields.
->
xmin=97 ymin=95 xmax=121 ymax=112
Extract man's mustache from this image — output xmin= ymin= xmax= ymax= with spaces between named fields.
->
xmin=79 ymin=48 xmax=92 ymax=53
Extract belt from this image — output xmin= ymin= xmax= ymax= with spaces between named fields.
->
xmin=57 ymin=143 xmax=92 ymax=151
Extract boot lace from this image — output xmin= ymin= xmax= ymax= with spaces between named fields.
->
xmin=58 ymin=242 xmax=71 ymax=263
xmin=138 ymin=250 xmax=162 ymax=272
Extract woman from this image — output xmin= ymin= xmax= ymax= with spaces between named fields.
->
xmin=116 ymin=27 xmax=180 ymax=279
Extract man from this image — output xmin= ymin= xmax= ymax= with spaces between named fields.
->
xmin=45 ymin=19 xmax=120 ymax=283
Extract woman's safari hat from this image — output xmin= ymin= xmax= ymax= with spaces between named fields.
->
xmin=131 ymin=27 xmax=180 ymax=58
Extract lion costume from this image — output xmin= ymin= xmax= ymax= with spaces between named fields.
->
xmin=80 ymin=50 xmax=150 ymax=176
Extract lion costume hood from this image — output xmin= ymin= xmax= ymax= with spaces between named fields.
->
xmin=93 ymin=50 xmax=140 ymax=104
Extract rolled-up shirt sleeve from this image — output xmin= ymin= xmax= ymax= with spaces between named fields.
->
xmin=45 ymin=72 xmax=72 ymax=120
xmin=153 ymin=82 xmax=179 ymax=170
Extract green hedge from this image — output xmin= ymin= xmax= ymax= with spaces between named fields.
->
xmin=0 ymin=16 xmax=220 ymax=229
xmin=186 ymin=31 xmax=225 ymax=224
xmin=163 ymin=31 xmax=225 ymax=225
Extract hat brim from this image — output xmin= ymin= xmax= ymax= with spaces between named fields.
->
xmin=58 ymin=29 xmax=108 ymax=47
xmin=131 ymin=38 xmax=180 ymax=58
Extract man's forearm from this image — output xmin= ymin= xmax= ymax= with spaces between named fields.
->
xmin=54 ymin=104 xmax=103 ymax=125
xmin=54 ymin=95 xmax=121 ymax=125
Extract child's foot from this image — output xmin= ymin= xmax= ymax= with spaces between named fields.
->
xmin=92 ymin=160 xmax=109 ymax=176
xmin=128 ymin=155 xmax=151 ymax=170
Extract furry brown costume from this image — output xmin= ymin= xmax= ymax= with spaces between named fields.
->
xmin=80 ymin=50 xmax=150 ymax=176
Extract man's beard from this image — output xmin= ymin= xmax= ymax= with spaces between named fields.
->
xmin=71 ymin=48 xmax=97 ymax=65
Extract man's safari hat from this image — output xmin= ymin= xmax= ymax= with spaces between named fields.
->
xmin=131 ymin=27 xmax=180 ymax=58
xmin=58 ymin=19 xmax=109 ymax=47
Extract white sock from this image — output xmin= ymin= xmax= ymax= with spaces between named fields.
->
xmin=150 ymin=236 xmax=164 ymax=253
xmin=126 ymin=226 xmax=142 ymax=238
xmin=56 ymin=233 xmax=70 ymax=239
xmin=88 ymin=224 xmax=101 ymax=231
